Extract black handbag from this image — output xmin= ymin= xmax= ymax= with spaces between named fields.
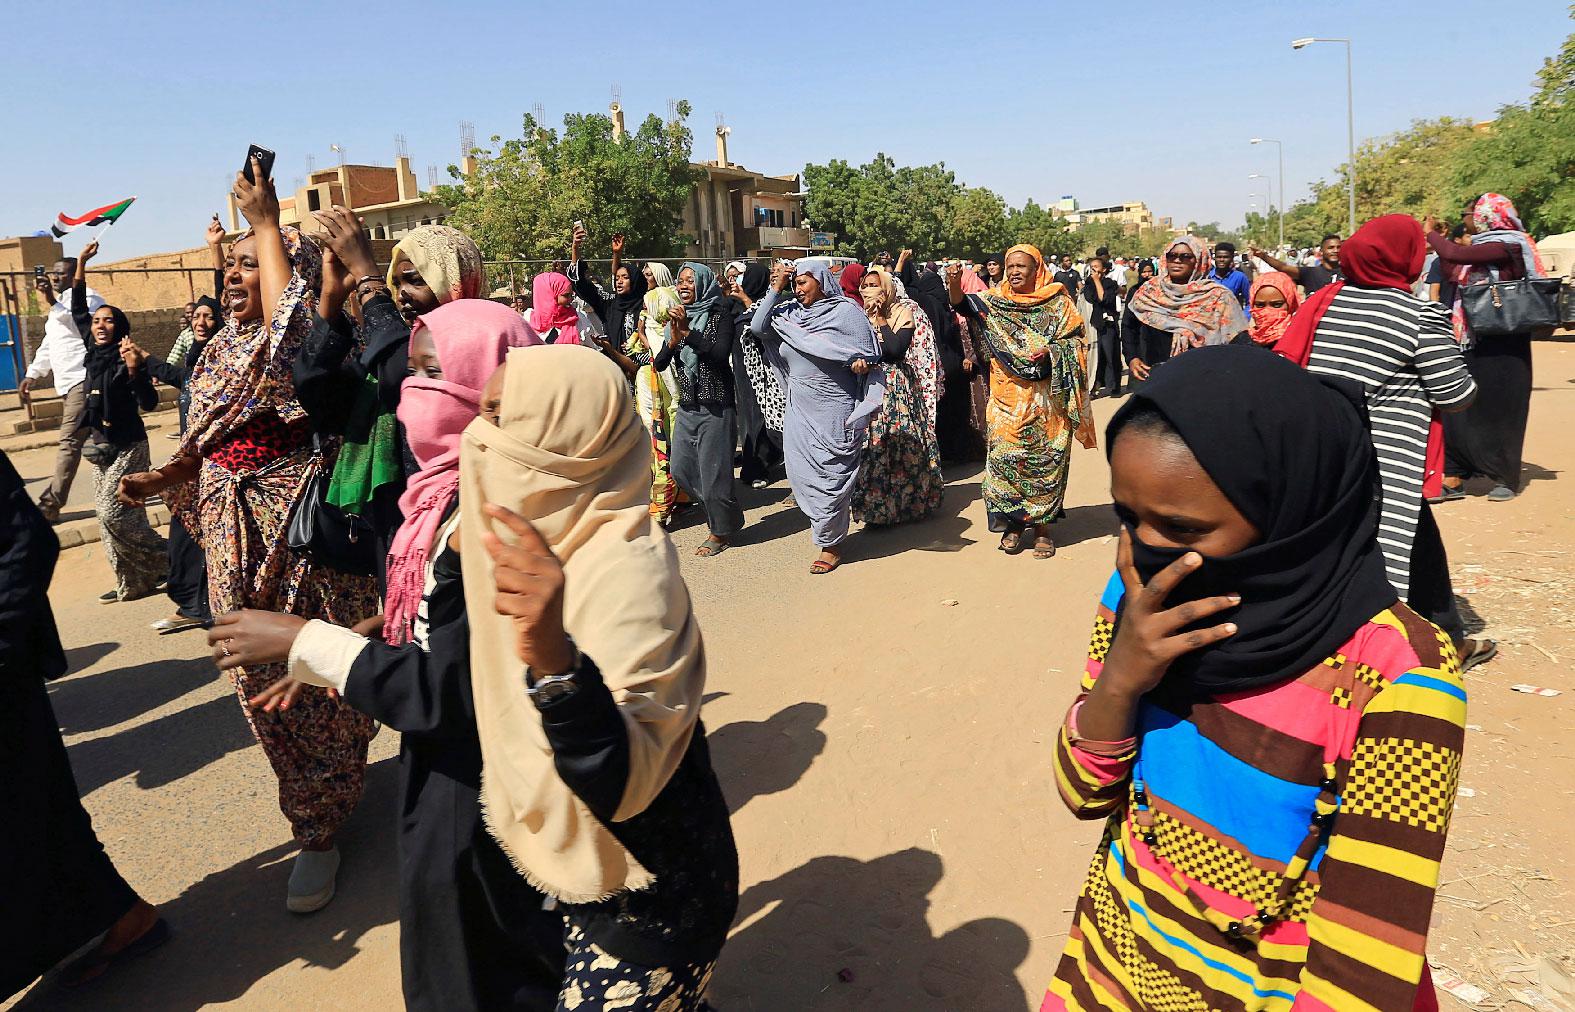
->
xmin=285 ymin=434 xmax=381 ymax=575
xmin=1460 ymin=274 xmax=1561 ymax=336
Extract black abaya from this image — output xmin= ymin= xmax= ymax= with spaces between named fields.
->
xmin=1443 ymin=334 xmax=1532 ymax=492
xmin=1 ymin=451 xmax=140 ymax=1000
xmin=342 ymin=543 xmax=564 ymax=1011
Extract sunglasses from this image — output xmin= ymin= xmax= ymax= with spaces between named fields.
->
xmin=1164 ymin=251 xmax=1197 ymax=263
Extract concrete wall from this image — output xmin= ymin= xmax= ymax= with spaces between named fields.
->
xmin=20 ymin=306 xmax=187 ymax=385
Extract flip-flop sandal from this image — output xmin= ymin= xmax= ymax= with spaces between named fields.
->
xmin=62 ymin=918 xmax=171 ymax=988
xmin=695 ymin=539 xmax=729 ymax=558
xmin=809 ymin=556 xmax=842 ymax=575
xmin=1459 ymin=638 xmax=1497 ymax=673
xmin=1032 ymin=536 xmax=1056 ymax=559
xmin=1428 ymin=485 xmax=1466 ymax=504
xmin=999 ymin=531 xmax=1024 ymax=555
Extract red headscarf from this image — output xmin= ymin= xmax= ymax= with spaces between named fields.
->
xmin=839 ymin=263 xmax=866 ymax=301
xmin=1339 ymin=214 xmax=1426 ymax=290
xmin=1275 ymin=214 xmax=1444 ymax=497
xmin=1247 ymin=271 xmax=1300 ymax=346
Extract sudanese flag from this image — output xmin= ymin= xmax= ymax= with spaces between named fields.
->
xmin=51 ymin=196 xmax=136 ymax=237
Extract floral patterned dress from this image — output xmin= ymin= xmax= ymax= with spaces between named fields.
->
xmin=853 ymin=298 xmax=945 ymax=525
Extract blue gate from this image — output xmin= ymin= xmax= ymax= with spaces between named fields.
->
xmin=0 ymin=315 xmax=19 ymax=391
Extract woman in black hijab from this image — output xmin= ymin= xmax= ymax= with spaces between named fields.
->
xmin=69 ymin=240 xmax=167 ymax=603
xmin=731 ymin=261 xmax=784 ymax=486
xmin=897 ymin=256 xmax=982 ymax=463
xmin=570 ymin=234 xmax=649 ymax=381
xmin=1040 ymin=345 xmax=1465 ymax=1010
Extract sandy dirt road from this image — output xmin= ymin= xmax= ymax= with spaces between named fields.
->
xmin=9 ymin=343 xmax=1575 ymax=1011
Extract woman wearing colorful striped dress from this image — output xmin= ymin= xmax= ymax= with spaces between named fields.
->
xmin=1045 ymin=347 xmax=1463 ymax=1012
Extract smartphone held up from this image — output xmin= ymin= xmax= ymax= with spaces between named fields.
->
xmin=242 ymin=144 xmax=277 ymax=184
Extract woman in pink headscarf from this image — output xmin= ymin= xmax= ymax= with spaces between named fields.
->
xmin=383 ymin=300 xmax=542 ymax=644
xmin=1247 ymin=271 xmax=1300 ymax=346
xmin=1426 ymin=194 xmax=1550 ymax=502
xmin=528 ymin=271 xmax=582 ymax=345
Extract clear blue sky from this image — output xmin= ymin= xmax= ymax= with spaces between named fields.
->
xmin=3 ymin=0 xmax=1567 ymax=260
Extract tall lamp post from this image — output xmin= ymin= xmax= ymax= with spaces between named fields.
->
xmin=1249 ymin=138 xmax=1284 ymax=249
xmin=1291 ymin=37 xmax=1355 ymax=234
xmin=1248 ymin=173 xmax=1274 ymax=246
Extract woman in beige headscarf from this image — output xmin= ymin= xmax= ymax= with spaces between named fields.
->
xmin=212 ymin=345 xmax=738 ymax=1009
xmin=464 ymin=344 xmax=737 ymax=1005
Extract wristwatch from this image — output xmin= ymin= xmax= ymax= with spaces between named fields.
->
xmin=525 ymin=637 xmax=582 ymax=705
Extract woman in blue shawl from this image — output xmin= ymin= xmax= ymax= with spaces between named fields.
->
xmin=749 ymin=260 xmax=886 ymax=574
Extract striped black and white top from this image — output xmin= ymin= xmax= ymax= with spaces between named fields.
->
xmin=1305 ymin=287 xmax=1475 ymax=597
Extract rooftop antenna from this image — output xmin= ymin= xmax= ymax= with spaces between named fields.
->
xmin=611 ymin=83 xmax=622 ymax=105
xmin=394 ymin=133 xmax=408 ymax=159
xmin=459 ymin=121 xmax=475 ymax=160
xmin=666 ymin=98 xmax=677 ymax=121
xmin=427 ymin=164 xmax=439 ymax=189
xmin=305 ymin=153 xmax=316 ymax=173
xmin=292 ymin=177 xmax=304 ymax=192
xmin=330 ymin=144 xmax=346 ymax=166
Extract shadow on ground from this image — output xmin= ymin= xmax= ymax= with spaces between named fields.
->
xmin=708 ymin=702 xmax=829 ymax=815
xmin=14 ymin=758 xmax=400 ymax=1012
xmin=49 ymin=655 xmax=217 ymax=735
xmin=712 ymin=848 xmax=1030 ymax=1010
xmin=63 ymin=691 xmax=254 ymax=798
xmin=62 ymin=642 xmax=118 ymax=673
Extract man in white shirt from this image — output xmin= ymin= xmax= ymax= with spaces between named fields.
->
xmin=21 ymin=256 xmax=104 ymax=523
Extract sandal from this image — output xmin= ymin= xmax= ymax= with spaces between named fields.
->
xmin=694 ymin=537 xmax=729 ymax=558
xmin=1032 ymin=533 xmax=1056 ymax=559
xmin=1428 ymin=484 xmax=1466 ymax=504
xmin=1457 ymin=638 xmax=1497 ymax=673
xmin=809 ymin=552 xmax=842 ymax=575
xmin=998 ymin=530 xmax=1024 ymax=555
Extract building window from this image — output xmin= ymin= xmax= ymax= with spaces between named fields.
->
xmin=307 ymin=190 xmax=321 ymax=212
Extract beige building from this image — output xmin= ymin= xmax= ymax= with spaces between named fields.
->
xmin=1052 ymin=197 xmax=1160 ymax=235
xmin=227 ymin=156 xmax=448 ymax=241
xmin=677 ymin=118 xmax=809 ymax=260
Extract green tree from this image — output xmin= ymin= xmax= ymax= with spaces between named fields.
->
xmin=1005 ymin=199 xmax=1077 ymax=260
xmin=436 ymin=103 xmax=704 ymax=262
xmin=946 ymin=187 xmax=1013 ymax=259
xmin=1443 ymin=7 xmax=1575 ymax=234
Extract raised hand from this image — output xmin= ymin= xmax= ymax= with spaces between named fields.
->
xmin=311 ymin=205 xmax=379 ymax=280
xmin=610 ymin=233 xmax=625 ymax=255
xmin=770 ymin=262 xmax=793 ymax=292
xmin=233 ymin=155 xmax=280 ymax=227
xmin=480 ymin=502 xmax=573 ymax=674
xmin=319 ymin=249 xmax=353 ymax=317
xmin=206 ymin=215 xmax=227 ymax=247
xmin=80 ymin=239 xmax=100 ymax=264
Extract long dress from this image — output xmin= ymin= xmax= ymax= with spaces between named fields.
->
xmin=638 ymin=295 xmax=684 ymax=521
xmin=964 ymin=290 xmax=1096 ymax=532
xmin=1 ymin=455 xmax=141 ymax=1001
xmin=853 ymin=299 xmax=945 ymax=525
xmin=1045 ymin=580 xmax=1462 ymax=1012
xmin=170 ymin=230 xmax=377 ymax=849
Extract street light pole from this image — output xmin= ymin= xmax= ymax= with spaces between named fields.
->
xmin=1290 ymin=37 xmax=1355 ymax=235
xmin=1248 ymin=174 xmax=1273 ymax=246
xmin=1250 ymin=137 xmax=1285 ymax=249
